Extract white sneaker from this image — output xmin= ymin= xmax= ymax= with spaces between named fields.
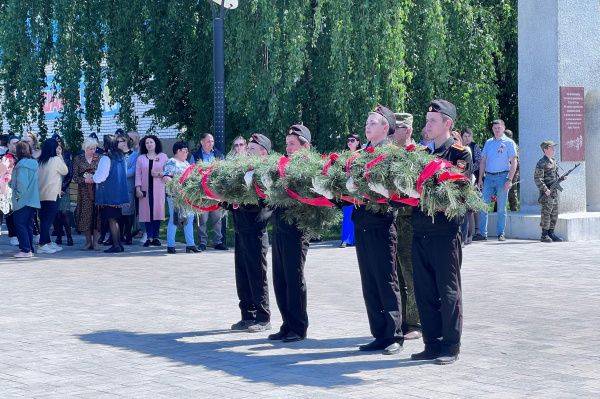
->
xmin=38 ymin=244 xmax=57 ymax=254
xmin=49 ymin=242 xmax=63 ymax=252
xmin=139 ymin=232 xmax=147 ymax=244
xmin=13 ymin=251 xmax=33 ymax=259
xmin=9 ymin=236 xmax=19 ymax=246
xmin=33 ymin=235 xmax=40 ymax=245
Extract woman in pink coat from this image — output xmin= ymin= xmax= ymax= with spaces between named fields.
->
xmin=135 ymin=135 xmax=168 ymax=247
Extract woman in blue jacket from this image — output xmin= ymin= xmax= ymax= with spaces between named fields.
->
xmin=10 ymin=141 xmax=41 ymax=258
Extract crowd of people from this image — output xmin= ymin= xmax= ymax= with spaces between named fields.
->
xmin=0 ymin=99 xmax=528 ymax=366
xmin=0 ymin=130 xmax=230 ymax=258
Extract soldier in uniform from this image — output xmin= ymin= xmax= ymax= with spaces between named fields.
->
xmin=268 ymin=125 xmax=312 ymax=343
xmin=410 ymin=100 xmax=472 ymax=365
xmin=353 ymin=105 xmax=404 ymax=355
xmin=392 ymin=112 xmax=422 ymax=340
xmin=534 ymin=141 xmax=563 ymax=243
xmin=229 ymin=134 xmax=273 ymax=333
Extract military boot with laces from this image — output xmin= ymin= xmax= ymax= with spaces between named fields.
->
xmin=548 ymin=230 xmax=563 ymax=242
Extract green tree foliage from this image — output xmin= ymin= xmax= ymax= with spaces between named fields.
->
xmin=54 ymin=0 xmax=84 ymax=151
xmin=0 ymin=0 xmax=518 ymax=150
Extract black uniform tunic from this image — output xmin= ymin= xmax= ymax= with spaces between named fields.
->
xmin=231 ymin=203 xmax=272 ymax=323
xmin=350 ymin=139 xmax=404 ymax=344
xmin=411 ymin=137 xmax=472 ymax=356
xmin=271 ymin=208 xmax=309 ymax=337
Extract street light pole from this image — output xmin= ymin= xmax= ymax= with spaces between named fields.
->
xmin=210 ymin=0 xmax=237 ymax=153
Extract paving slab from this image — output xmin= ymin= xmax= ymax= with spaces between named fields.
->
xmin=1 ymin=234 xmax=599 ymax=398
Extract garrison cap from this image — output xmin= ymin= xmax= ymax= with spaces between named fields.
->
xmin=394 ymin=112 xmax=413 ymax=128
xmin=428 ymin=99 xmax=457 ymax=121
xmin=249 ymin=133 xmax=272 ymax=153
xmin=372 ymin=104 xmax=396 ymax=135
xmin=288 ymin=124 xmax=311 ymax=144
xmin=540 ymin=140 xmax=556 ymax=150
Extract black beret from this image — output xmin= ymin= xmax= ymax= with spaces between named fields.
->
xmin=288 ymin=124 xmax=311 ymax=144
xmin=428 ymin=99 xmax=457 ymax=121
xmin=249 ymin=133 xmax=272 ymax=153
xmin=373 ymin=104 xmax=396 ymax=136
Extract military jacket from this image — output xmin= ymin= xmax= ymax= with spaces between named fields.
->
xmin=534 ymin=155 xmax=558 ymax=193
xmin=411 ymin=137 xmax=473 ymax=235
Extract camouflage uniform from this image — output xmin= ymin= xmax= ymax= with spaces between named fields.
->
xmin=392 ymin=112 xmax=421 ymax=334
xmin=395 ymin=206 xmax=421 ymax=333
xmin=534 ymin=155 xmax=559 ymax=231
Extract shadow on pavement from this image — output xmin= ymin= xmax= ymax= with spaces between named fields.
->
xmin=78 ymin=329 xmax=420 ymax=387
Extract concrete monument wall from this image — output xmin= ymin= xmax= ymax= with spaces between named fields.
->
xmin=518 ymin=0 xmax=600 ymax=214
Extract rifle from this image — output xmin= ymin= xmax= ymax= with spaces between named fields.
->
xmin=538 ymin=162 xmax=581 ymax=202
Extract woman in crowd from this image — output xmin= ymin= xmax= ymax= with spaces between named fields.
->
xmin=135 ymin=135 xmax=167 ymax=247
xmin=4 ymin=136 xmax=19 ymax=246
xmin=116 ymin=131 xmax=136 ymax=245
xmin=227 ymin=136 xmax=247 ymax=158
xmin=72 ymin=137 xmax=101 ymax=250
xmin=163 ymin=141 xmax=199 ymax=254
xmin=339 ymin=133 xmax=361 ymax=248
xmin=10 ymin=142 xmax=40 ymax=258
xmin=0 ymin=138 xmax=15 ymax=235
xmin=22 ymin=132 xmax=42 ymax=159
xmin=53 ymin=135 xmax=74 ymax=246
xmin=37 ymin=138 xmax=68 ymax=254
xmin=87 ymin=135 xmax=129 ymax=253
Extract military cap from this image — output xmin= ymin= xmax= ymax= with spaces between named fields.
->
xmin=288 ymin=124 xmax=311 ymax=144
xmin=372 ymin=104 xmax=396 ymax=135
xmin=394 ymin=112 xmax=413 ymax=128
xmin=540 ymin=140 xmax=556 ymax=150
xmin=428 ymin=99 xmax=457 ymax=121
xmin=249 ymin=133 xmax=272 ymax=153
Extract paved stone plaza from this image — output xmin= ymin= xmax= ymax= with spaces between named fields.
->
xmin=0 ymin=235 xmax=599 ymax=398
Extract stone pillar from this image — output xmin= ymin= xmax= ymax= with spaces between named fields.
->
xmin=518 ymin=0 xmax=600 ymax=214
xmin=585 ymin=89 xmax=600 ymax=211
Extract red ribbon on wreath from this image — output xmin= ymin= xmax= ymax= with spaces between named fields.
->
xmin=416 ymin=158 xmax=454 ymax=194
xmin=438 ymin=170 xmax=468 ymax=184
xmin=321 ymin=153 xmax=339 ymax=176
xmin=254 ymin=182 xmax=267 ymax=199
xmin=364 ymin=154 xmax=388 ymax=181
xmin=178 ymin=164 xmax=197 ymax=184
xmin=200 ymin=167 xmax=222 ymax=201
xmin=278 ymin=156 xmax=335 ymax=207
xmin=340 ymin=195 xmax=364 ymax=206
xmin=345 ymin=152 xmax=361 ymax=177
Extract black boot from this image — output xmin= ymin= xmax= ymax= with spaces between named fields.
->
xmin=540 ymin=230 xmax=553 ymax=243
xmin=167 ymin=247 xmax=176 ymax=254
xmin=186 ymin=246 xmax=200 ymax=253
xmin=547 ymin=230 xmax=563 ymax=242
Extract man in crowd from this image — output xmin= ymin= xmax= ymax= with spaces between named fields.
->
xmin=353 ymin=105 xmax=404 ymax=355
xmin=534 ymin=141 xmax=563 ymax=243
xmin=392 ymin=112 xmax=421 ymax=340
xmin=229 ymin=134 xmax=273 ymax=333
xmin=410 ymin=99 xmax=472 ymax=365
xmin=268 ymin=125 xmax=312 ymax=343
xmin=474 ymin=119 xmax=518 ymax=242
xmin=192 ymin=133 xmax=227 ymax=251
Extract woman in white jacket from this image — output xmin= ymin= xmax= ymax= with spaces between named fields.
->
xmin=37 ymin=139 xmax=68 ymax=254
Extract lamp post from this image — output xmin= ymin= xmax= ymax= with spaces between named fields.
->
xmin=210 ymin=0 xmax=238 ymax=153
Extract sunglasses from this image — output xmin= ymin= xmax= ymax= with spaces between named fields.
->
xmin=347 ymin=138 xmax=357 ymax=142
xmin=234 ymin=143 xmax=246 ymax=147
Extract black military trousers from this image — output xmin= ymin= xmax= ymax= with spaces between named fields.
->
xmin=272 ymin=227 xmax=309 ymax=337
xmin=354 ymin=222 xmax=403 ymax=342
xmin=412 ymin=232 xmax=462 ymax=354
xmin=234 ymin=229 xmax=270 ymax=323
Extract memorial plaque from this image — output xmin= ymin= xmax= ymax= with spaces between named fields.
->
xmin=559 ymin=86 xmax=585 ymax=161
